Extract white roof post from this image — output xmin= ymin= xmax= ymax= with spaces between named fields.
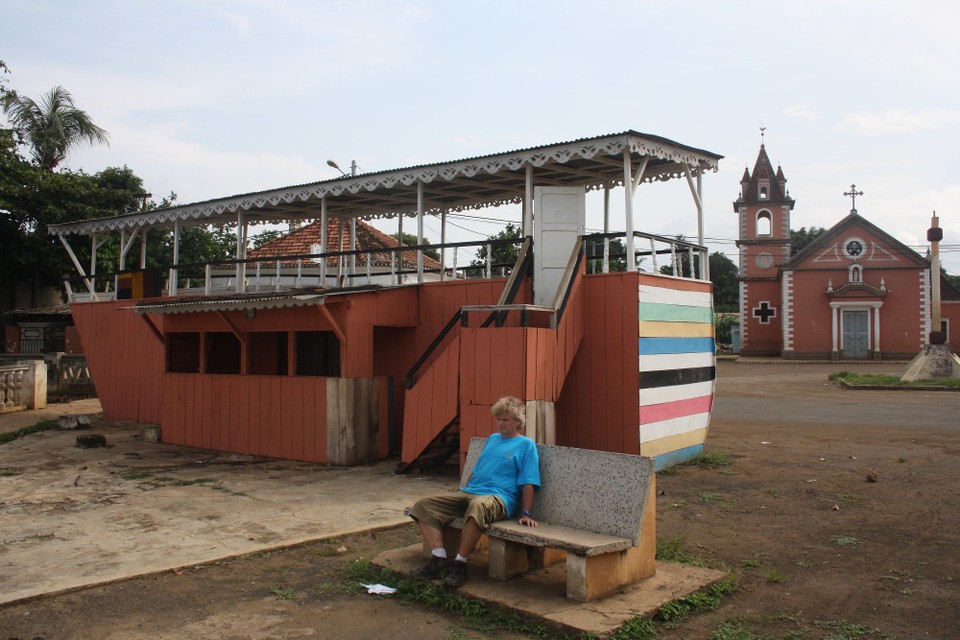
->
xmin=623 ymin=150 xmax=636 ymax=271
xmin=168 ymin=219 xmax=180 ymax=297
xmin=59 ymin=235 xmax=94 ymax=293
xmin=417 ymin=180 xmax=424 ymax=284
xmin=397 ymin=212 xmax=404 ymax=285
xmin=320 ymin=196 xmax=328 ymax=285
xmin=235 ymin=211 xmax=245 ymax=293
xmin=140 ymin=228 xmax=147 ymax=269
xmin=350 ymin=217 xmax=357 ymax=279
xmin=524 ymin=164 xmax=533 ymax=238
xmin=440 ymin=207 xmax=448 ymax=282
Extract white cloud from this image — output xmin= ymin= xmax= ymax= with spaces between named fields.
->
xmin=784 ymin=104 xmax=816 ymax=122
xmin=838 ymin=109 xmax=960 ymax=136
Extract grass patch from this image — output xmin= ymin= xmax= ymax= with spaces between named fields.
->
xmin=762 ymin=566 xmax=786 ymax=583
xmin=348 ymin=552 xmax=735 ymax=639
xmin=269 ymin=586 xmax=297 ymax=600
xmin=657 ymin=537 xmax=722 ymax=569
xmin=690 ymin=451 xmax=733 ymax=466
xmin=710 ymin=621 xmax=764 ymax=640
xmin=698 ymin=492 xmax=726 ymax=502
xmin=832 ymin=535 xmax=861 ymax=547
xmin=813 ymin=619 xmax=897 ymax=639
xmin=0 ymin=419 xmax=59 ymax=445
xmin=0 ymin=468 xmax=18 ymax=477
xmin=346 ymin=560 xmax=554 ymax=637
xmin=829 ymin=371 xmax=960 ymax=389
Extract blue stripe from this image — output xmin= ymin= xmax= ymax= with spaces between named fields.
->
xmin=654 ymin=444 xmax=704 ymax=471
xmin=639 ymin=337 xmax=715 ymax=355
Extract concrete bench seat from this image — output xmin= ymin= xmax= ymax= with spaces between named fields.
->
xmin=410 ymin=437 xmax=656 ymax=601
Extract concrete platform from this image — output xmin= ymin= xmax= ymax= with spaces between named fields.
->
xmin=0 ymin=411 xmax=455 ymax=605
xmin=373 ymin=544 xmax=727 ymax=637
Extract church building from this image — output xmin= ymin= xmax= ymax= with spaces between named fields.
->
xmin=735 ymin=142 xmax=959 ymax=360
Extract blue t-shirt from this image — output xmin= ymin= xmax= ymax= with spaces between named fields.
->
xmin=463 ymin=433 xmax=540 ymax=517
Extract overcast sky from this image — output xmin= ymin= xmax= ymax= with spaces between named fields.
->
xmin=4 ymin=0 xmax=959 ymax=274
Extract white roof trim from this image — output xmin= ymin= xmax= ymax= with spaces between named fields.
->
xmin=50 ymin=131 xmax=721 ymax=237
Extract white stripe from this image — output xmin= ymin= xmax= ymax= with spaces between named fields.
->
xmin=638 ymin=285 xmax=712 ymax=308
xmin=639 ymin=351 xmax=714 ymax=372
xmin=639 ymin=380 xmax=715 ymax=406
xmin=639 ymin=413 xmax=711 ymax=443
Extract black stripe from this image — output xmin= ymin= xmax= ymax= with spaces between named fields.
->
xmin=640 ymin=366 xmax=715 ymax=389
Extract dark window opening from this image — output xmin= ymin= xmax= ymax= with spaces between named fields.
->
xmin=248 ymin=332 xmax=289 ymax=376
xmin=168 ymin=333 xmax=200 ymax=373
xmin=296 ymin=331 xmax=340 ymax=376
xmin=206 ymin=332 xmax=241 ymax=374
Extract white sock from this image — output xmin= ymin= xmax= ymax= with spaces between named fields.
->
xmin=432 ymin=548 xmax=447 ymax=559
xmin=455 ymin=554 xmax=469 ymax=563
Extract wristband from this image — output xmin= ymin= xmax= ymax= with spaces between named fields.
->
xmin=521 ymin=509 xmax=532 ymax=517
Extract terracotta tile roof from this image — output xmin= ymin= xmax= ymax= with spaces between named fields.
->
xmin=247 ymin=219 xmax=441 ymax=270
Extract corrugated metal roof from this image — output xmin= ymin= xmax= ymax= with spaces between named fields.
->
xmin=123 ymin=287 xmax=378 ymax=315
xmin=49 ymin=130 xmax=723 ymax=236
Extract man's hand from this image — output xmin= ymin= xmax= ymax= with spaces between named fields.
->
xmin=518 ymin=514 xmax=538 ymax=527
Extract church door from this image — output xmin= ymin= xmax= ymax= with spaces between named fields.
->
xmin=842 ymin=310 xmax=869 ymax=358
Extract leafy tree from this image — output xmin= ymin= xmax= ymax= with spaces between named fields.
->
xmin=251 ymin=228 xmax=284 ymax=250
xmin=468 ymin=223 xmax=523 ymax=275
xmin=709 ymin=252 xmax=739 ymax=312
xmin=584 ymin=236 xmax=627 ymax=273
xmin=790 ymin=226 xmax=828 ymax=256
xmin=2 ymin=85 xmax=109 ymax=171
xmin=392 ymin=231 xmax=440 ymax=261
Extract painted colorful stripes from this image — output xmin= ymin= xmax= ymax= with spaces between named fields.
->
xmin=637 ymin=282 xmax=715 ymax=468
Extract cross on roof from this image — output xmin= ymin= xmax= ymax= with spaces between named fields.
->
xmin=844 ymin=184 xmax=864 ymax=213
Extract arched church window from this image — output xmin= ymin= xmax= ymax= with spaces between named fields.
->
xmin=849 ymin=264 xmax=863 ymax=283
xmin=756 ymin=210 xmax=772 ymax=236
xmin=759 ymin=185 xmax=768 ymax=200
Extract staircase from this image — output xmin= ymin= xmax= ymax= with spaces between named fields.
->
xmin=398 ymin=238 xmax=585 ymax=471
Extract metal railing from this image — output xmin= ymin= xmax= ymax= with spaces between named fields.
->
xmin=64 ymin=237 xmax=526 ymax=302
xmin=584 ymin=231 xmax=710 ymax=281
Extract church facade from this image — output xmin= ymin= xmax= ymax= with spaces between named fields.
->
xmin=735 ymin=143 xmax=959 ymax=360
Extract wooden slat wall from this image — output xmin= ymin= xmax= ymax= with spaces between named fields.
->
xmin=399 ymin=334 xmax=461 ymax=463
xmin=555 ymin=272 xmax=641 ymax=454
xmin=72 ymin=278 xmax=528 ymax=468
xmin=161 ymin=373 xmax=330 ymax=462
xmin=70 ymin=302 xmax=164 ymax=424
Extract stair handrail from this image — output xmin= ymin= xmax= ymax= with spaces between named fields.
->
xmin=549 ymin=236 xmax=585 ymax=328
xmin=405 ymin=237 xmax=533 ymax=388
xmin=481 ymin=237 xmax=533 ymax=328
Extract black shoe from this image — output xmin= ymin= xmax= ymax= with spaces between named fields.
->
xmin=411 ymin=555 xmax=447 ymax=579
xmin=443 ymin=560 xmax=468 ymax=587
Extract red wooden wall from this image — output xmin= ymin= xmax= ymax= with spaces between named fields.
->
xmin=555 ymin=271 xmax=641 ymax=455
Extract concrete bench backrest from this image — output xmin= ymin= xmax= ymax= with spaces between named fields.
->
xmin=460 ymin=437 xmax=654 ymax=546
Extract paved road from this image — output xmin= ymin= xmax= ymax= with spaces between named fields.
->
xmin=713 ymin=360 xmax=960 ymax=431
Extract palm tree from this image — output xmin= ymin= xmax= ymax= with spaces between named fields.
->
xmin=2 ymin=85 xmax=109 ymax=170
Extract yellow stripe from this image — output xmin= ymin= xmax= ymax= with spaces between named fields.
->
xmin=639 ymin=321 xmax=714 ymax=338
xmin=639 ymin=428 xmax=708 ymax=458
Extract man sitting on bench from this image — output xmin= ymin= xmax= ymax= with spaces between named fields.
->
xmin=408 ymin=395 xmax=541 ymax=587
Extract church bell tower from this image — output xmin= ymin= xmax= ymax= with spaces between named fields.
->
xmin=734 ymin=133 xmax=795 ymax=356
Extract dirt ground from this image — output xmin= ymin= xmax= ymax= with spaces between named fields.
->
xmin=2 ymin=360 xmax=958 ymax=640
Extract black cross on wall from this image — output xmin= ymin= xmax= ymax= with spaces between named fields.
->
xmin=753 ymin=301 xmax=777 ymax=324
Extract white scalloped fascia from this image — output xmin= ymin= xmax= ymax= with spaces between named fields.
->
xmin=50 ymin=132 xmax=719 ymax=236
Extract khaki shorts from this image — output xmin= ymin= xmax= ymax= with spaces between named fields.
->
xmin=409 ymin=491 xmax=507 ymax=530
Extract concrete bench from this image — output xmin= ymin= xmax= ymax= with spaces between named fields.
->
xmin=417 ymin=437 xmax=657 ymax=601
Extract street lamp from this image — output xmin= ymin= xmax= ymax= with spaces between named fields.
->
xmin=326 ymin=159 xmax=359 ymax=285
xmin=326 ymin=159 xmax=357 ymax=177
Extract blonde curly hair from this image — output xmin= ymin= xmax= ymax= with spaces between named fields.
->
xmin=491 ymin=396 xmax=525 ymax=430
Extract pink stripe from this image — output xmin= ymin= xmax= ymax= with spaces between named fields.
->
xmin=638 ymin=395 xmax=714 ymax=424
